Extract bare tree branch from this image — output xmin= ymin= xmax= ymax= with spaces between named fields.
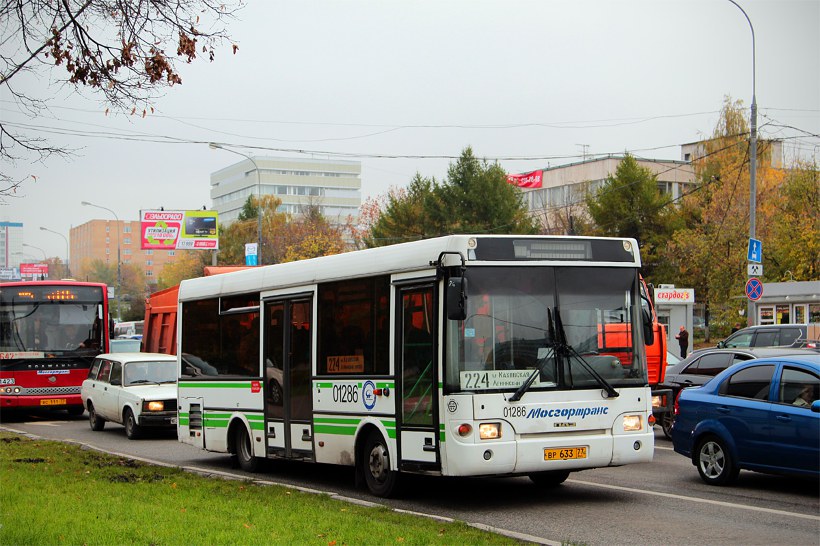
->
xmin=0 ymin=0 xmax=242 ymax=197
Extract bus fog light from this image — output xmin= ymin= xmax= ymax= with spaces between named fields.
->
xmin=457 ymin=424 xmax=472 ymax=437
xmin=623 ymin=415 xmax=642 ymax=431
xmin=479 ymin=422 xmax=501 ymax=440
xmin=483 ymin=450 xmax=493 ymax=460
xmin=633 ymin=441 xmax=642 ymax=451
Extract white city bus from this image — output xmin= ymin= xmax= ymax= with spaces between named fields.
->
xmin=176 ymin=235 xmax=655 ymax=496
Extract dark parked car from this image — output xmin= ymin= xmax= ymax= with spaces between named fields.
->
xmin=671 ymin=353 xmax=819 ymax=485
xmin=658 ymin=347 xmax=819 ymax=438
xmin=716 ymin=324 xmax=808 ymax=349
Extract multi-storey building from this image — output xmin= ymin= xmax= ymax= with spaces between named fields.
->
xmin=70 ymin=219 xmax=180 ymax=286
xmin=520 ymin=155 xmax=696 ymax=230
xmin=0 ymin=221 xmax=24 ymax=280
xmin=210 ymin=156 xmax=362 ymax=225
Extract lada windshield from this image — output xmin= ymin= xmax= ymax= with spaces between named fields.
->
xmin=444 ymin=266 xmax=647 ymax=393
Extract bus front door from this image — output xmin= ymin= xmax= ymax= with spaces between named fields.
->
xmin=397 ymin=284 xmax=439 ymax=468
xmin=263 ymin=297 xmax=314 ymax=460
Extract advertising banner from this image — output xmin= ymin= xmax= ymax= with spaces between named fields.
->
xmin=506 ymin=170 xmax=543 ymax=188
xmin=19 ymin=263 xmax=48 ymax=278
xmin=140 ymin=210 xmax=219 ymax=250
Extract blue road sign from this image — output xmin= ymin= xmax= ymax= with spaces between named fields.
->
xmin=747 ymin=238 xmax=762 ymax=263
xmin=745 ymin=277 xmax=763 ymax=301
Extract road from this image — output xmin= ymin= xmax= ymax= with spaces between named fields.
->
xmin=2 ymin=410 xmax=818 ymax=546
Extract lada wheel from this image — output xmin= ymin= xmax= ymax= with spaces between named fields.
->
xmin=695 ymin=435 xmax=739 ymax=485
xmin=88 ymin=403 xmax=105 ymax=431
xmin=124 ymin=408 xmax=141 ymax=440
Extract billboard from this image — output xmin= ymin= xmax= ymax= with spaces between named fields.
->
xmin=19 ymin=263 xmax=48 ymax=278
xmin=140 ymin=210 xmax=219 ymax=250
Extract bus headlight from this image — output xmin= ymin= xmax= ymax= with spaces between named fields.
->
xmin=145 ymin=401 xmax=165 ymax=412
xmin=623 ymin=415 xmax=643 ymax=432
xmin=479 ymin=422 xmax=501 ymax=440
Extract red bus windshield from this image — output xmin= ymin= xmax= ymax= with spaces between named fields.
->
xmin=0 ymin=283 xmax=108 ymax=359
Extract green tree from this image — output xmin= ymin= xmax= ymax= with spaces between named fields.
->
xmin=365 ymin=147 xmax=537 ymax=247
xmin=584 ymin=153 xmax=680 ymax=280
xmin=367 ymin=175 xmax=439 ymax=246
xmin=432 ymin=147 xmax=538 ymax=235
xmin=663 ymin=97 xmax=784 ymax=333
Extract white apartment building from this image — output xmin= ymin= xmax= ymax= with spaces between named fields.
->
xmin=211 ymin=156 xmax=362 ymax=225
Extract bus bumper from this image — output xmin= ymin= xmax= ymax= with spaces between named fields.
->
xmin=1 ymin=394 xmax=84 ymax=409
xmin=444 ymin=429 xmax=654 ymax=476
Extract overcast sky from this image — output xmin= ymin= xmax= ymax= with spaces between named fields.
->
xmin=4 ymin=0 xmax=819 ymax=260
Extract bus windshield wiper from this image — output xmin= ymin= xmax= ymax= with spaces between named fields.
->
xmin=554 ymin=308 xmax=619 ymax=399
xmin=508 ymin=309 xmax=557 ymax=402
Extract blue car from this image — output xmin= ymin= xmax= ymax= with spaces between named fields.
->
xmin=672 ymin=354 xmax=820 ymax=485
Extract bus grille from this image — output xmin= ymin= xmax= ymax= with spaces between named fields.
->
xmin=19 ymin=386 xmax=81 ymax=396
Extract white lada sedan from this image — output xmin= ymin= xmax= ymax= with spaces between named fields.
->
xmin=81 ymin=352 xmax=177 ymax=439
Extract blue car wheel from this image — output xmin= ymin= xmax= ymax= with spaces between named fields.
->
xmin=695 ymin=435 xmax=739 ymax=485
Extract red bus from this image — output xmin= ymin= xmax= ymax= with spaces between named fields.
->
xmin=0 ymin=281 xmax=111 ymax=415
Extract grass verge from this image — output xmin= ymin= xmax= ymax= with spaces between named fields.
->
xmin=0 ymin=431 xmax=517 ymax=545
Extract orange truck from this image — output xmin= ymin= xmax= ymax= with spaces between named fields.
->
xmin=143 ymin=266 xmax=252 ymax=355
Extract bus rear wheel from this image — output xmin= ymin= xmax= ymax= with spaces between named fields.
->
xmin=234 ymin=424 xmax=261 ymax=472
xmin=529 ymin=470 xmax=570 ymax=488
xmin=361 ymin=431 xmax=398 ymax=497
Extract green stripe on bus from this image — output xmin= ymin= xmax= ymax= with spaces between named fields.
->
xmin=178 ymin=417 xmax=189 ymax=426
xmin=314 ymin=424 xmax=357 ymax=436
xmin=377 ymin=382 xmax=393 ymax=389
xmin=314 ymin=417 xmax=360 ymax=425
xmin=315 ymin=382 xmax=333 ymax=389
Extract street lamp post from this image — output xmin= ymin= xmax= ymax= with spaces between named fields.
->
xmin=727 ymin=0 xmax=757 ymax=326
xmin=81 ymin=200 xmax=121 ymax=320
xmin=40 ymin=226 xmax=70 ymax=278
xmin=22 ymin=243 xmax=46 ymax=261
xmin=209 ymin=142 xmax=263 ymax=265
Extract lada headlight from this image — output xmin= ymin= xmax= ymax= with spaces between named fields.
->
xmin=145 ymin=401 xmax=165 ymax=412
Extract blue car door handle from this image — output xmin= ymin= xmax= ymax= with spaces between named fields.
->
xmin=716 ymin=406 xmax=730 ymax=414
xmin=776 ymin=415 xmax=791 ymax=422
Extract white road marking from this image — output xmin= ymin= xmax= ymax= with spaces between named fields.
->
xmin=22 ymin=421 xmax=62 ymax=427
xmin=568 ymin=478 xmax=820 ymax=521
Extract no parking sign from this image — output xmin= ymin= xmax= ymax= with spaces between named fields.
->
xmin=745 ymin=277 xmax=763 ymax=301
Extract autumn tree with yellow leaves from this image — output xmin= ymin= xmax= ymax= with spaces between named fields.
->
xmin=662 ymin=98 xmax=817 ymax=331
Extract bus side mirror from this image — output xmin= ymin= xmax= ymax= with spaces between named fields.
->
xmin=642 ymin=307 xmax=654 ymax=346
xmin=446 ymin=277 xmax=467 ymax=321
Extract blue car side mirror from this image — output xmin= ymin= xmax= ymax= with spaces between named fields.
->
xmin=811 ymin=400 xmax=820 ymax=414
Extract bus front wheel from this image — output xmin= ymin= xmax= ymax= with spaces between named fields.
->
xmin=234 ymin=424 xmax=261 ymax=473
xmin=361 ymin=431 xmax=398 ymax=497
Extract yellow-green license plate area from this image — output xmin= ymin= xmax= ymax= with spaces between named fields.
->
xmin=40 ymin=398 xmax=66 ymax=406
xmin=544 ymin=446 xmax=587 ymax=461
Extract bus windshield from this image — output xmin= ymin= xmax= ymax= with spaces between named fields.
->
xmin=0 ymin=285 xmax=104 ymax=356
xmin=445 ymin=266 xmax=647 ymax=393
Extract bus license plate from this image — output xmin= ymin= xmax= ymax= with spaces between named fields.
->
xmin=40 ymin=398 xmax=67 ymax=406
xmin=544 ymin=446 xmax=587 ymax=461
